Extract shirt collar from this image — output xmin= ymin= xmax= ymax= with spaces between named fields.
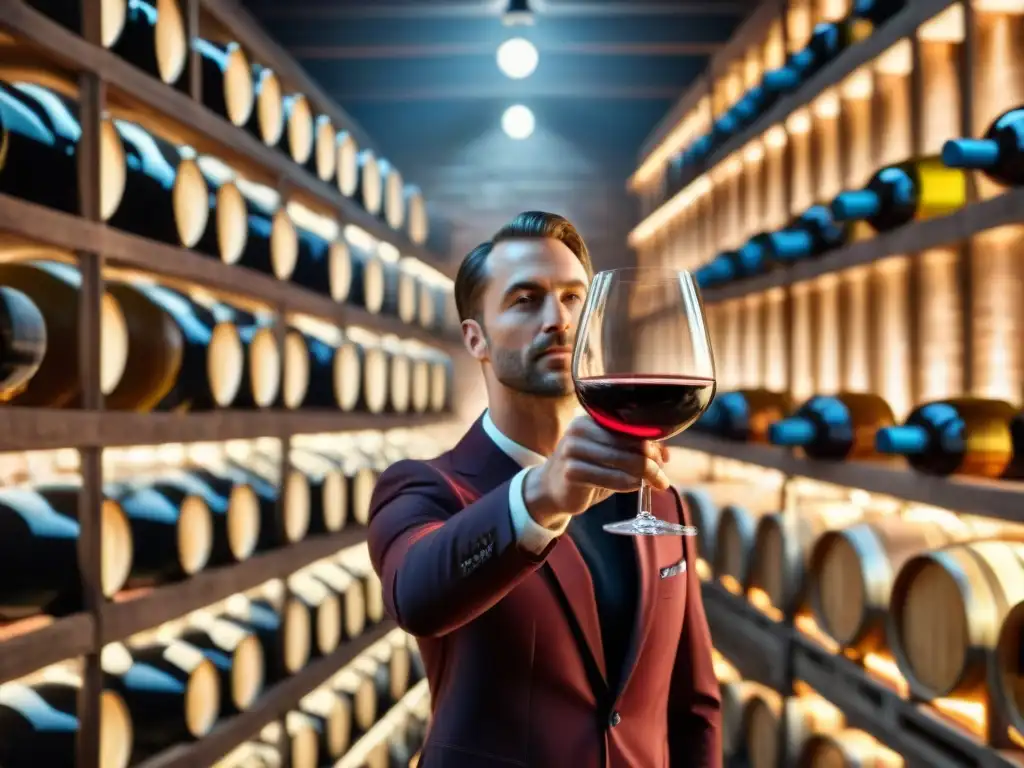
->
xmin=481 ymin=409 xmax=546 ymax=469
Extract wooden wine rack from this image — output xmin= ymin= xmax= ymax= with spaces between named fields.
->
xmin=633 ymin=0 xmax=1024 ymax=766
xmin=0 ymin=1 xmax=461 ymax=766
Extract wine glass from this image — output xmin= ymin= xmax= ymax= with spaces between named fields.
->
xmin=572 ymin=267 xmax=716 ymax=536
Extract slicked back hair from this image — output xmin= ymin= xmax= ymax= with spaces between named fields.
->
xmin=453 ymin=211 xmax=593 ymax=324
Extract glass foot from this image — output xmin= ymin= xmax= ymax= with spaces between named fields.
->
xmin=602 ymin=516 xmax=699 ymax=537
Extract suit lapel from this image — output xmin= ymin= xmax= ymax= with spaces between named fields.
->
xmin=544 ymin=537 xmax=608 ymax=686
xmin=616 ymin=490 xmax=676 ymax=696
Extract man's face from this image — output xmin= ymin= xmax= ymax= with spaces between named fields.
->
xmin=472 ymin=237 xmax=590 ymax=397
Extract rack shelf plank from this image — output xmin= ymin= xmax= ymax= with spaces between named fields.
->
xmin=0 ymin=193 xmax=460 ymax=348
xmin=629 ymin=0 xmax=956 ymax=244
xmin=101 ymin=527 xmax=369 ymax=643
xmin=0 ymin=613 xmax=94 ymax=685
xmin=672 ymin=433 xmax=1024 ymax=524
xmin=0 ymin=410 xmax=452 ymax=452
xmin=0 ymin=1 xmax=452 ymax=277
xmin=693 ymin=186 xmax=1024 ymax=303
xmin=701 ymin=581 xmax=791 ymax=693
xmin=133 ymin=619 xmax=397 ymax=768
xmin=793 ymin=636 xmax=1023 ymax=768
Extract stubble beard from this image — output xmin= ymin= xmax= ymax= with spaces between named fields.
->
xmin=489 ymin=339 xmax=575 ymax=398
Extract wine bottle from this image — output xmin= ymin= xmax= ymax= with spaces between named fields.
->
xmin=101 ymin=640 xmax=221 ymax=747
xmin=764 ymin=205 xmax=849 ymax=263
xmin=337 ymin=130 xmax=360 ymax=198
xmin=853 ymin=0 xmax=906 ymax=25
xmin=223 ymin=594 xmax=311 ymax=684
xmin=236 ymin=182 xmax=298 ymax=280
xmin=299 ymin=688 xmax=352 ymax=761
xmin=222 ymin=308 xmax=280 ymax=410
xmin=103 ymin=280 xmax=185 ymax=411
xmin=942 ymin=106 xmax=1024 ymax=187
xmin=289 ymin=226 xmax=345 ymax=299
xmin=192 ymin=39 xmax=254 ymax=128
xmin=0 ymin=680 xmax=133 ymax=768
xmin=24 ymin=0 xmax=128 ymax=48
xmin=361 ymin=342 xmax=390 ymax=414
xmin=137 ymin=471 xmax=260 ymax=566
xmin=108 ymin=482 xmax=214 ymax=585
xmin=0 ymin=260 xmax=129 ymax=407
xmin=289 ymin=449 xmax=348 ymax=535
xmin=0 ymin=486 xmax=133 ymax=620
xmin=245 ymin=64 xmax=285 ymax=148
xmin=411 ymin=355 xmax=431 ymax=414
xmin=227 ymin=454 xmax=311 ymax=547
xmin=281 ymin=328 xmax=336 ymax=410
xmin=357 ymin=149 xmax=383 ymax=216
xmin=109 ymin=0 xmax=187 ymax=86
xmin=282 ymin=93 xmax=314 ymax=166
xmin=0 ymin=286 xmax=47 ymax=402
xmin=697 ymin=389 xmax=791 ymax=443
xmin=700 ymin=233 xmax=775 ymax=284
xmin=179 ymin=614 xmax=265 ymax=715
xmin=107 ymin=119 xmax=210 ymax=248
xmin=124 ymin=284 xmax=244 ymax=411
xmin=289 ymin=573 xmax=342 ymax=659
xmin=0 ymin=80 xmax=126 ymax=220
xmin=377 ymin=158 xmax=406 ymax=231
xmin=331 ymin=667 xmax=377 ymax=734
xmin=768 ymin=392 xmax=895 ymax=461
xmin=789 ymin=17 xmax=874 ymax=81
xmin=307 ymin=560 xmax=366 ymax=640
xmin=261 ymin=715 xmax=320 ymax=768
xmin=875 ymin=398 xmax=1024 ymax=479
xmin=310 ymin=114 xmax=338 ymax=183
xmin=830 ymin=158 xmax=967 ymax=232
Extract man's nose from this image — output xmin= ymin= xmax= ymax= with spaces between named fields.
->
xmin=541 ymin=295 xmax=572 ymax=333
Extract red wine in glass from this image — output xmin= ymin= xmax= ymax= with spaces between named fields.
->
xmin=575 ymin=375 xmax=716 ymax=441
xmin=571 ymin=266 xmax=716 ymax=537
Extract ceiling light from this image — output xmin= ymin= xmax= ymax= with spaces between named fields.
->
xmin=502 ymin=0 xmax=534 ymax=25
xmin=502 ymin=105 xmax=535 ymax=139
xmin=496 ymin=37 xmax=538 ymax=80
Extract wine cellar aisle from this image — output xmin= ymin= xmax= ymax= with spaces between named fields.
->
xmin=0 ymin=0 xmax=465 ymax=766
xmin=633 ymin=0 xmax=1024 ymax=767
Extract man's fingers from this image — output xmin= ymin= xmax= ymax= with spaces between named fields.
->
xmin=563 ymin=461 xmax=642 ymax=492
xmin=568 ymin=441 xmax=670 ymax=490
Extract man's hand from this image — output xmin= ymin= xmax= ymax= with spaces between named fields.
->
xmin=523 ymin=414 xmax=671 ymax=528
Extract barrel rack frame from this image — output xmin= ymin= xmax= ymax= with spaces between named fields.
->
xmin=0 ymin=1 xmax=462 ymax=766
xmin=635 ymin=0 xmax=1024 ymax=765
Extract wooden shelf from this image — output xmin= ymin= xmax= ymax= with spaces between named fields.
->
xmin=702 ymin=583 xmax=1024 ymax=768
xmin=134 ymin=619 xmax=397 ymax=768
xmin=686 ymin=186 xmax=1024 ymax=303
xmin=671 ymin=433 xmax=1024 ymax=525
xmin=0 ymin=1 xmax=453 ymax=278
xmin=0 ymin=193 xmax=460 ymax=348
xmin=629 ymin=0 xmax=957 ymax=244
xmin=0 ymin=527 xmax=370 ymax=685
xmin=101 ymin=527 xmax=369 ymax=644
xmin=0 ymin=409 xmax=453 ymax=452
xmin=0 ymin=613 xmax=95 ymax=687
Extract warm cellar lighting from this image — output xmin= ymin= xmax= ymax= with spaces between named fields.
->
xmin=502 ymin=104 xmax=535 ymax=139
xmin=496 ymin=37 xmax=539 ymax=79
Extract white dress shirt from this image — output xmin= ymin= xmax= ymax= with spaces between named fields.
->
xmin=480 ymin=410 xmax=572 ymax=555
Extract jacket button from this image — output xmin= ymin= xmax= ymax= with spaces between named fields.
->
xmin=609 ymin=711 xmax=621 ymax=727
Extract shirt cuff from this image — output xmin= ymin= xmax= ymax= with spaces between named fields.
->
xmin=508 ymin=467 xmax=571 ymax=555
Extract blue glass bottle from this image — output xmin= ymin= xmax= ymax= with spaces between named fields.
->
xmin=768 ymin=392 xmax=895 ymax=461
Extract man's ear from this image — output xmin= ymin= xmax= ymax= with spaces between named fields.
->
xmin=461 ymin=318 xmax=488 ymax=361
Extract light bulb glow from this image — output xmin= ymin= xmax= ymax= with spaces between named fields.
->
xmin=496 ymin=37 xmax=539 ymax=79
xmin=502 ymin=105 xmax=535 ymax=139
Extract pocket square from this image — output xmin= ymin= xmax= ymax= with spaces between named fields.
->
xmin=660 ymin=559 xmax=687 ymax=579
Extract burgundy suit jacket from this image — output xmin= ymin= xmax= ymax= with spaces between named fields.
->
xmin=367 ymin=416 xmax=722 ymax=767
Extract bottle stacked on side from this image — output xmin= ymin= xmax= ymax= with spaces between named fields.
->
xmin=0 ymin=542 xmax=395 ymax=767
xmin=213 ymin=629 xmax=428 ymax=768
xmin=7 ymin=5 xmax=433 ymax=245
xmin=666 ymin=0 xmax=908 ymax=195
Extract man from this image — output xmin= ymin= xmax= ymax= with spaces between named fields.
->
xmin=368 ymin=211 xmax=721 ymax=767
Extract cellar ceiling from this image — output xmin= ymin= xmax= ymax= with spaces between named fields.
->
xmin=240 ymin=0 xmax=755 ymax=269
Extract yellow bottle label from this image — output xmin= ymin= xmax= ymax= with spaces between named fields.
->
xmin=915 ymin=159 xmax=967 ymax=220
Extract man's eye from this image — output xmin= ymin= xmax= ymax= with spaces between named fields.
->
xmin=565 ymin=293 xmax=583 ymax=303
xmin=514 ymin=295 xmax=534 ymax=305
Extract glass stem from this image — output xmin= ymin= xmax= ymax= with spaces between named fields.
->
xmin=637 ymin=479 xmax=655 ymax=520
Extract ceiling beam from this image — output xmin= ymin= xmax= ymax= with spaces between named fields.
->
xmin=328 ymin=84 xmax=681 ymax=102
xmin=247 ymin=2 xmax=754 ymax=20
xmin=291 ymin=40 xmax=723 ymax=60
